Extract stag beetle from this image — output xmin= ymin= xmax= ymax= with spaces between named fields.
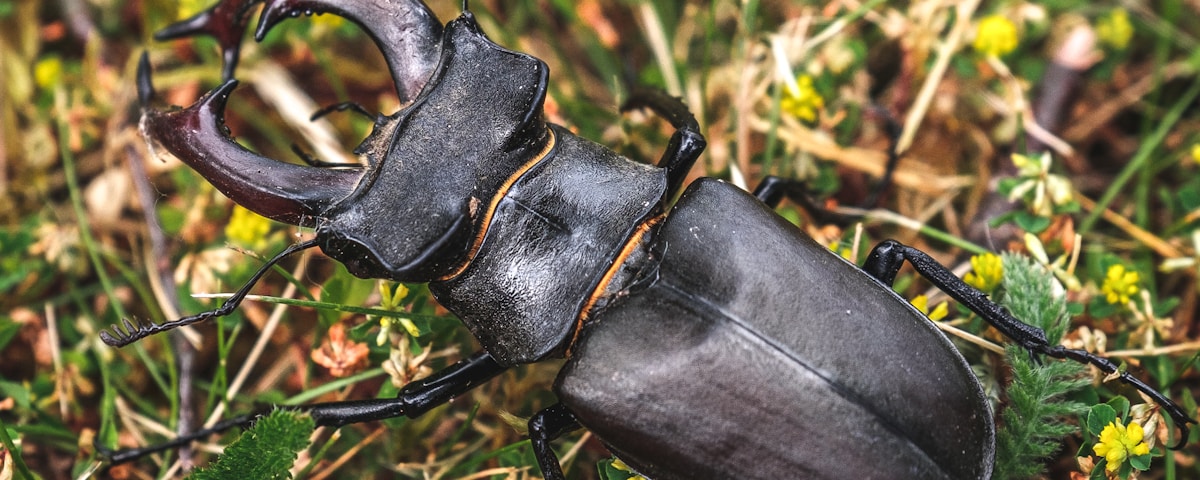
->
xmin=103 ymin=0 xmax=1195 ymax=478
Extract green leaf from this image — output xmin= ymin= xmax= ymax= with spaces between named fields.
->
xmin=991 ymin=255 xmax=1089 ymax=480
xmin=1130 ymin=453 xmax=1152 ymax=471
xmin=187 ymin=409 xmax=315 ymax=480
xmin=1106 ymin=396 xmax=1131 ymax=420
xmin=1013 ymin=211 xmax=1052 ymax=234
xmin=1087 ymin=404 xmax=1118 ymax=435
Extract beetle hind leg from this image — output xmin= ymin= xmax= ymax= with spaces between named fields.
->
xmin=862 ymin=239 xmax=1198 ymax=446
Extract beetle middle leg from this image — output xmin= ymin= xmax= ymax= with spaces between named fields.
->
xmin=528 ymin=403 xmax=582 ymax=480
xmin=863 ymin=239 xmax=1197 ymax=444
xmin=620 ymin=87 xmax=706 ymax=197
xmin=100 ymin=351 xmax=508 ymax=465
xmin=289 ymin=102 xmax=380 ymax=168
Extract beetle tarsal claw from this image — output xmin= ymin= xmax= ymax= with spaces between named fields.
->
xmin=99 ymin=317 xmax=158 ymax=348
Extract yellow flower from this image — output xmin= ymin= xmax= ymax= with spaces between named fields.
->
xmin=1092 ymin=420 xmax=1150 ymax=472
xmin=224 ymin=204 xmax=272 ymax=247
xmin=1190 ymin=144 xmax=1200 ymax=165
xmin=1097 ymin=9 xmax=1134 ymax=50
xmin=911 ymin=295 xmax=949 ymax=321
xmin=973 ymin=15 xmax=1019 ymax=57
xmin=1101 ymin=264 xmax=1139 ymax=305
xmin=964 ymin=253 xmax=1003 ymax=293
xmin=780 ymin=75 xmax=824 ymax=123
xmin=34 ymin=56 xmax=63 ymax=90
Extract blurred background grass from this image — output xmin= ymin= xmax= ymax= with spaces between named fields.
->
xmin=2 ymin=0 xmax=1200 ymax=478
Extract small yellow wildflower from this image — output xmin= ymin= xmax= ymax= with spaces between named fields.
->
xmin=973 ymin=15 xmax=1019 ymax=57
xmin=911 ymin=295 xmax=949 ymax=321
xmin=376 ymin=282 xmax=418 ymax=346
xmin=224 ymin=204 xmax=272 ymax=246
xmin=1101 ymin=264 xmax=1140 ymax=305
xmin=780 ymin=75 xmax=824 ymax=123
xmin=964 ymin=253 xmax=1003 ymax=293
xmin=1092 ymin=420 xmax=1150 ymax=472
xmin=1096 ymin=9 xmax=1134 ymax=50
xmin=1190 ymin=144 xmax=1200 ymax=165
xmin=34 ymin=56 xmax=63 ymax=90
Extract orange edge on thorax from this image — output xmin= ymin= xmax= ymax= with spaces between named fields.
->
xmin=436 ymin=128 xmax=557 ymax=282
xmin=565 ymin=213 xmax=665 ymax=357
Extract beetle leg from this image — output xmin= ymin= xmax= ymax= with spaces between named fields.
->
xmin=621 ymin=87 xmax=707 ymax=199
xmin=752 ymin=104 xmax=900 ymax=217
xmin=752 ymin=176 xmax=852 ymax=225
xmin=100 ymin=238 xmax=320 ymax=347
xmin=863 ymin=239 xmax=1198 ymax=446
xmin=528 ymin=403 xmax=582 ymax=480
xmin=100 ymin=351 xmax=507 ymax=465
xmin=290 ymin=144 xmax=361 ymax=168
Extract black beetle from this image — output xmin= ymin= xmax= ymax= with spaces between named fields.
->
xmin=103 ymin=0 xmax=1195 ymax=478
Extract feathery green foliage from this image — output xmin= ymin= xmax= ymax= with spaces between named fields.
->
xmin=187 ymin=410 xmax=315 ymax=480
xmin=992 ymin=254 xmax=1090 ymax=480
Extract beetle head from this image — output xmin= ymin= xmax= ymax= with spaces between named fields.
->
xmin=140 ymin=1 xmax=551 ymax=282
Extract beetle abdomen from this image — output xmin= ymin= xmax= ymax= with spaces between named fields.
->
xmin=556 ymin=178 xmax=993 ymax=479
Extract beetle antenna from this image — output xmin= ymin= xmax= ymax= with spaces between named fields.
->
xmin=462 ymin=0 xmax=469 ymax=13
xmin=290 ymin=144 xmax=362 ymax=169
xmin=100 ymin=238 xmax=321 ymax=347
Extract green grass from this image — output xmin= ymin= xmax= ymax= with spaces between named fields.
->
xmin=2 ymin=1 xmax=1199 ymax=479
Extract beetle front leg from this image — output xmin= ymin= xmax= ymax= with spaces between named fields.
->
xmin=101 ymin=351 xmax=508 ymax=465
xmin=100 ymin=238 xmax=321 ymax=347
xmin=528 ymin=403 xmax=582 ymax=480
xmin=863 ymin=239 xmax=1197 ymax=445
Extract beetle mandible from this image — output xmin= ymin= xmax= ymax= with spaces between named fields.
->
xmin=103 ymin=0 xmax=1195 ymax=478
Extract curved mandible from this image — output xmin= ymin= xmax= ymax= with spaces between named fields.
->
xmin=137 ymin=57 xmax=360 ymax=225
xmin=255 ymin=0 xmax=445 ymax=105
